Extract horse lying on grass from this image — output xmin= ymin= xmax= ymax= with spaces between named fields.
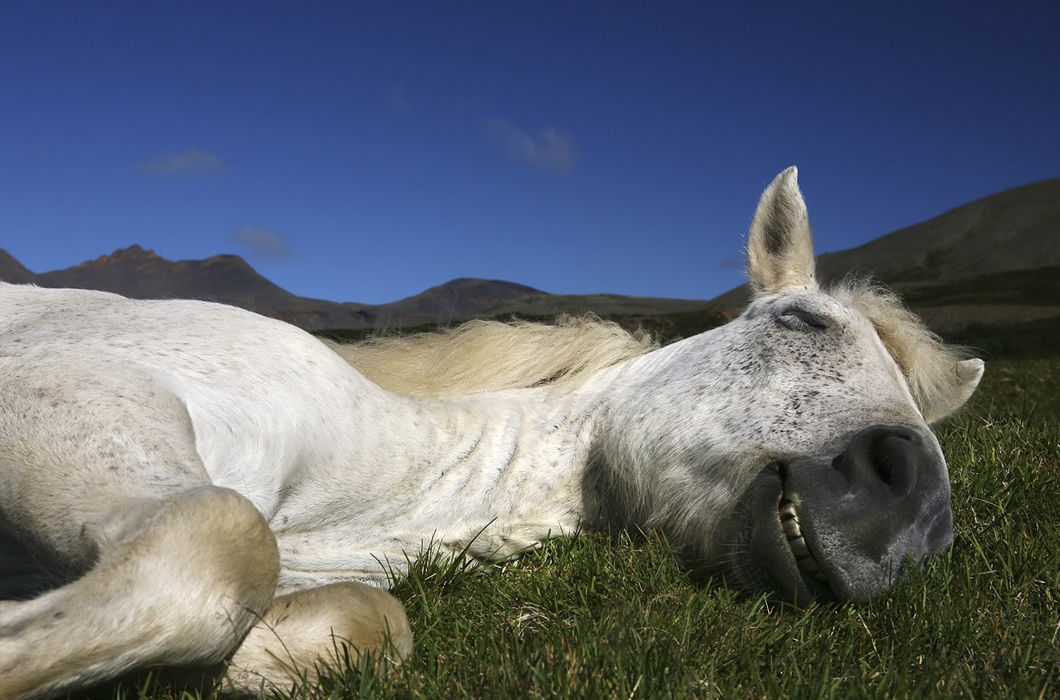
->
xmin=0 ymin=167 xmax=982 ymax=697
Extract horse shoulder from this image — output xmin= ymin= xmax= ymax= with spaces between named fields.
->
xmin=1 ymin=288 xmax=379 ymax=517
xmin=144 ymin=307 xmax=383 ymax=514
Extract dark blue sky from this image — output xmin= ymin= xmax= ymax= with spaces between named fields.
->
xmin=2 ymin=2 xmax=1057 ymax=303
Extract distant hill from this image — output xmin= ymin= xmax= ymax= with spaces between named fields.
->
xmin=2 ymin=176 xmax=1057 ymax=345
xmin=0 ymin=245 xmax=550 ymax=330
xmin=19 ymin=245 xmax=373 ymax=329
xmin=379 ymin=278 xmax=545 ymax=324
xmin=815 ymin=177 xmax=1060 ymax=287
xmin=36 ymin=245 xmax=301 ymax=310
xmin=0 ymin=249 xmax=35 ymax=284
xmin=705 ymin=178 xmax=1060 ymax=330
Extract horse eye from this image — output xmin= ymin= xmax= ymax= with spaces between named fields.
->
xmin=777 ymin=306 xmax=831 ymax=331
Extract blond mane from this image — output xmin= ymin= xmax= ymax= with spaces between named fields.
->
xmin=830 ymin=278 xmax=975 ymax=422
xmin=326 ymin=284 xmax=974 ymax=421
xmin=324 ymin=315 xmax=657 ymax=397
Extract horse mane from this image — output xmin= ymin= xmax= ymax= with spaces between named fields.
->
xmin=829 ymin=277 xmax=974 ymax=421
xmin=325 ymin=283 xmax=972 ymax=418
xmin=324 ymin=315 xmax=657 ymax=396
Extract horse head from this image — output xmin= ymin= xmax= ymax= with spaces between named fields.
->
xmin=594 ymin=167 xmax=983 ymax=604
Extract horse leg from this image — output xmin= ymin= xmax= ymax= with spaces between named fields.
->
xmin=225 ymin=581 xmax=413 ymax=693
xmin=0 ymin=486 xmax=279 ymax=698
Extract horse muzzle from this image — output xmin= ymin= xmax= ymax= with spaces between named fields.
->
xmin=732 ymin=424 xmax=954 ymax=604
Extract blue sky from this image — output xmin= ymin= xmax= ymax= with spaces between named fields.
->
xmin=2 ymin=2 xmax=1057 ymax=304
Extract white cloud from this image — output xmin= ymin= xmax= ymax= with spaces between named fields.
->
xmin=485 ymin=118 xmax=576 ymax=173
xmin=232 ymin=226 xmax=291 ymax=259
xmin=140 ymin=149 xmax=226 ymax=174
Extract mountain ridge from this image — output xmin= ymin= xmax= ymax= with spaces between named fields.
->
xmin=2 ymin=244 xmax=554 ymax=330
xmin=815 ymin=177 xmax=1060 ymax=287
xmin=2 ymin=176 xmax=1057 ymax=332
xmin=694 ymin=177 xmax=1060 ymax=320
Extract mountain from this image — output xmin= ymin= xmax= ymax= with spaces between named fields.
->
xmin=35 ymin=245 xmax=300 ymax=309
xmin=0 ymin=245 xmax=549 ymax=330
xmin=378 ymin=278 xmax=545 ymax=323
xmin=451 ymin=178 xmax=1060 ymax=329
xmin=20 ymin=245 xmax=374 ymax=329
xmin=815 ymin=177 xmax=1060 ymax=288
xmin=705 ymin=178 xmax=1060 ymax=328
xmin=1 ymin=176 xmax=1056 ymax=339
xmin=0 ymin=249 xmax=35 ymax=284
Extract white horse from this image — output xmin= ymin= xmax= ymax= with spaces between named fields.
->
xmin=0 ymin=168 xmax=982 ymax=697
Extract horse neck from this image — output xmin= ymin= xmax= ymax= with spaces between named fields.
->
xmin=405 ymin=388 xmax=601 ymax=546
xmin=365 ymin=338 xmax=709 ymax=539
xmin=282 ymin=376 xmax=610 ymax=568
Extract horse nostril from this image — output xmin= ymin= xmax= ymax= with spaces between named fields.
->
xmin=869 ymin=434 xmax=911 ymax=486
xmin=838 ymin=425 xmax=922 ymax=498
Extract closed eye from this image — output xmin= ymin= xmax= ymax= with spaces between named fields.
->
xmin=778 ymin=306 xmax=831 ymax=331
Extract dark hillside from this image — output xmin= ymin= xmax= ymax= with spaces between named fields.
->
xmin=0 ymin=248 xmax=35 ymax=284
xmin=815 ymin=178 xmax=1060 ymax=287
xmin=35 ymin=246 xmax=298 ymax=309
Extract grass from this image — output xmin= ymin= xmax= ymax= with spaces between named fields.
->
xmin=96 ymin=357 xmax=1060 ymax=699
xmin=897 ymin=265 xmax=1060 ymax=308
xmin=945 ymin=316 xmax=1060 ymax=361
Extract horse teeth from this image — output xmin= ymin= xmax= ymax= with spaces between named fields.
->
xmin=778 ymin=497 xmax=830 ymax=590
xmin=782 ymin=517 xmax=802 ymax=539
xmin=788 ymin=536 xmax=811 ymax=559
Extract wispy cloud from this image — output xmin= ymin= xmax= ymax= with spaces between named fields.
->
xmin=140 ymin=148 xmax=226 ymax=175
xmin=232 ymin=226 xmax=291 ymax=259
xmin=484 ymin=118 xmax=576 ymax=173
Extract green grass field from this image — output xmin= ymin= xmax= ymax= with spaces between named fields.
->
xmin=103 ymin=357 xmax=1059 ymax=699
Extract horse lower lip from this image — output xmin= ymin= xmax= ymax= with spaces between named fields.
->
xmin=778 ymin=497 xmax=829 ymax=585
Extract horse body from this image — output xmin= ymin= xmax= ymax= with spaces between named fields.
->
xmin=0 ymin=168 xmax=983 ymax=697
xmin=0 ymin=285 xmax=592 ymax=591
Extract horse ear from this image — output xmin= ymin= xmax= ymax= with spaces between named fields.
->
xmin=746 ymin=166 xmax=817 ymax=295
xmin=920 ymin=358 xmax=985 ymax=423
